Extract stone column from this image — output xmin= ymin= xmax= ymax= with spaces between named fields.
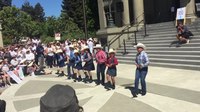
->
xmin=133 ymin=0 xmax=144 ymax=23
xmin=97 ymin=0 xmax=107 ymax=29
xmin=122 ymin=0 xmax=130 ymax=25
xmin=0 ymin=21 xmax=3 ymax=48
xmin=186 ymin=0 xmax=196 ymax=17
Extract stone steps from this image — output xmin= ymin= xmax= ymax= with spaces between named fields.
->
xmin=116 ymin=20 xmax=200 ymax=70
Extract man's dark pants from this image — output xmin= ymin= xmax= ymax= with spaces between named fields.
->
xmin=96 ymin=63 xmax=106 ymax=85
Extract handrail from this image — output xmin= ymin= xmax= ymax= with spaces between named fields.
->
xmin=105 ymin=13 xmax=144 ymax=47
xmin=108 ymin=20 xmax=143 ymax=47
xmin=103 ymin=13 xmax=145 ymax=51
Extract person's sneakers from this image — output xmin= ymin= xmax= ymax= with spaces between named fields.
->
xmin=186 ymin=39 xmax=190 ymax=44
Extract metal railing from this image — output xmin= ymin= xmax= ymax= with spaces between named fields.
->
xmin=104 ymin=13 xmax=145 ymax=53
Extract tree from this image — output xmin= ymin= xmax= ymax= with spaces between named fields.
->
xmin=21 ymin=1 xmax=35 ymax=19
xmin=0 ymin=6 xmax=33 ymax=42
xmin=0 ymin=0 xmax=12 ymax=10
xmin=21 ymin=2 xmax=45 ymax=22
xmin=61 ymin=0 xmax=84 ymax=29
xmin=33 ymin=3 xmax=45 ymax=22
xmin=61 ymin=0 xmax=99 ymax=37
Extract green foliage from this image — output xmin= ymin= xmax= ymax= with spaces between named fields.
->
xmin=61 ymin=0 xmax=99 ymax=37
xmin=0 ymin=6 xmax=32 ymax=39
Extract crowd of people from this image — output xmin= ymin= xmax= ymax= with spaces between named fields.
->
xmin=0 ymin=37 xmax=120 ymax=90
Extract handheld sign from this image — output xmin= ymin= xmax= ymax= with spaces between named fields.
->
xmin=176 ymin=7 xmax=186 ymax=25
xmin=55 ymin=33 xmax=61 ymax=41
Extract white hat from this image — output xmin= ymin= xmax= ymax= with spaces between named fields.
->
xmin=94 ymin=44 xmax=102 ymax=49
xmin=88 ymin=38 xmax=93 ymax=41
xmin=108 ymin=48 xmax=116 ymax=54
xmin=69 ymin=45 xmax=74 ymax=48
xmin=0 ymin=59 xmax=3 ymax=63
xmin=135 ymin=43 xmax=146 ymax=49
xmin=57 ymin=49 xmax=63 ymax=53
xmin=81 ymin=46 xmax=89 ymax=51
xmin=74 ymin=50 xmax=79 ymax=54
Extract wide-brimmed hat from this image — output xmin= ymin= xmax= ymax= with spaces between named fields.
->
xmin=94 ymin=44 xmax=102 ymax=49
xmin=88 ymin=38 xmax=93 ymax=41
xmin=74 ymin=50 xmax=79 ymax=54
xmin=69 ymin=45 xmax=74 ymax=48
xmin=108 ymin=48 xmax=116 ymax=54
xmin=57 ymin=49 xmax=63 ymax=53
xmin=81 ymin=46 xmax=89 ymax=51
xmin=135 ymin=43 xmax=146 ymax=49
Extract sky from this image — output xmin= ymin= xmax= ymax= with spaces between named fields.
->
xmin=12 ymin=0 xmax=62 ymax=17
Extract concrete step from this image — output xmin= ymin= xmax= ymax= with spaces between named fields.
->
xmin=116 ymin=54 xmax=200 ymax=60
xmin=116 ymin=21 xmax=200 ymax=71
xmin=118 ymin=57 xmax=200 ymax=65
xmin=117 ymin=47 xmax=200 ymax=51
xmin=116 ymin=50 xmax=200 ymax=55
xmin=118 ymin=60 xmax=200 ymax=71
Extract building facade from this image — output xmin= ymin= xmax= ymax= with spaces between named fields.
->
xmin=97 ymin=0 xmax=199 ymax=48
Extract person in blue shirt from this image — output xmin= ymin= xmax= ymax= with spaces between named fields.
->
xmin=67 ymin=45 xmax=75 ymax=79
xmin=133 ymin=43 xmax=150 ymax=97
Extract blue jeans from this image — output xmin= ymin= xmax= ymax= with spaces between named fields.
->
xmin=134 ymin=67 xmax=148 ymax=94
xmin=96 ymin=63 xmax=106 ymax=84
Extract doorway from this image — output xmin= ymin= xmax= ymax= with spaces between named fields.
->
xmin=144 ymin=0 xmax=180 ymax=24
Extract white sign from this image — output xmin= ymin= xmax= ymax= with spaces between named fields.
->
xmin=7 ymin=71 xmax=22 ymax=84
xmin=176 ymin=7 xmax=186 ymax=20
xmin=55 ymin=33 xmax=61 ymax=40
xmin=196 ymin=3 xmax=200 ymax=11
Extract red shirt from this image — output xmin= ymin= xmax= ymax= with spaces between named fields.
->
xmin=95 ymin=50 xmax=107 ymax=64
xmin=106 ymin=56 xmax=118 ymax=68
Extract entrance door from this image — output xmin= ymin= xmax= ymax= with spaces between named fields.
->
xmin=144 ymin=0 xmax=180 ymax=24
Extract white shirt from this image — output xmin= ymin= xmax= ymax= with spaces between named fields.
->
xmin=25 ymin=52 xmax=35 ymax=61
xmin=10 ymin=50 xmax=17 ymax=57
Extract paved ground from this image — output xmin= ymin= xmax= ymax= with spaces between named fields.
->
xmin=0 ymin=64 xmax=200 ymax=112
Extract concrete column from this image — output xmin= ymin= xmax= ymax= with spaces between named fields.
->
xmin=133 ymin=0 xmax=144 ymax=23
xmin=186 ymin=0 xmax=196 ymax=17
xmin=97 ymin=0 xmax=107 ymax=29
xmin=0 ymin=22 xmax=3 ymax=48
xmin=122 ymin=0 xmax=130 ymax=25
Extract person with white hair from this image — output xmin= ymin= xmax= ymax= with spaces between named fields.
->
xmin=133 ymin=43 xmax=150 ymax=97
xmin=87 ymin=38 xmax=94 ymax=55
